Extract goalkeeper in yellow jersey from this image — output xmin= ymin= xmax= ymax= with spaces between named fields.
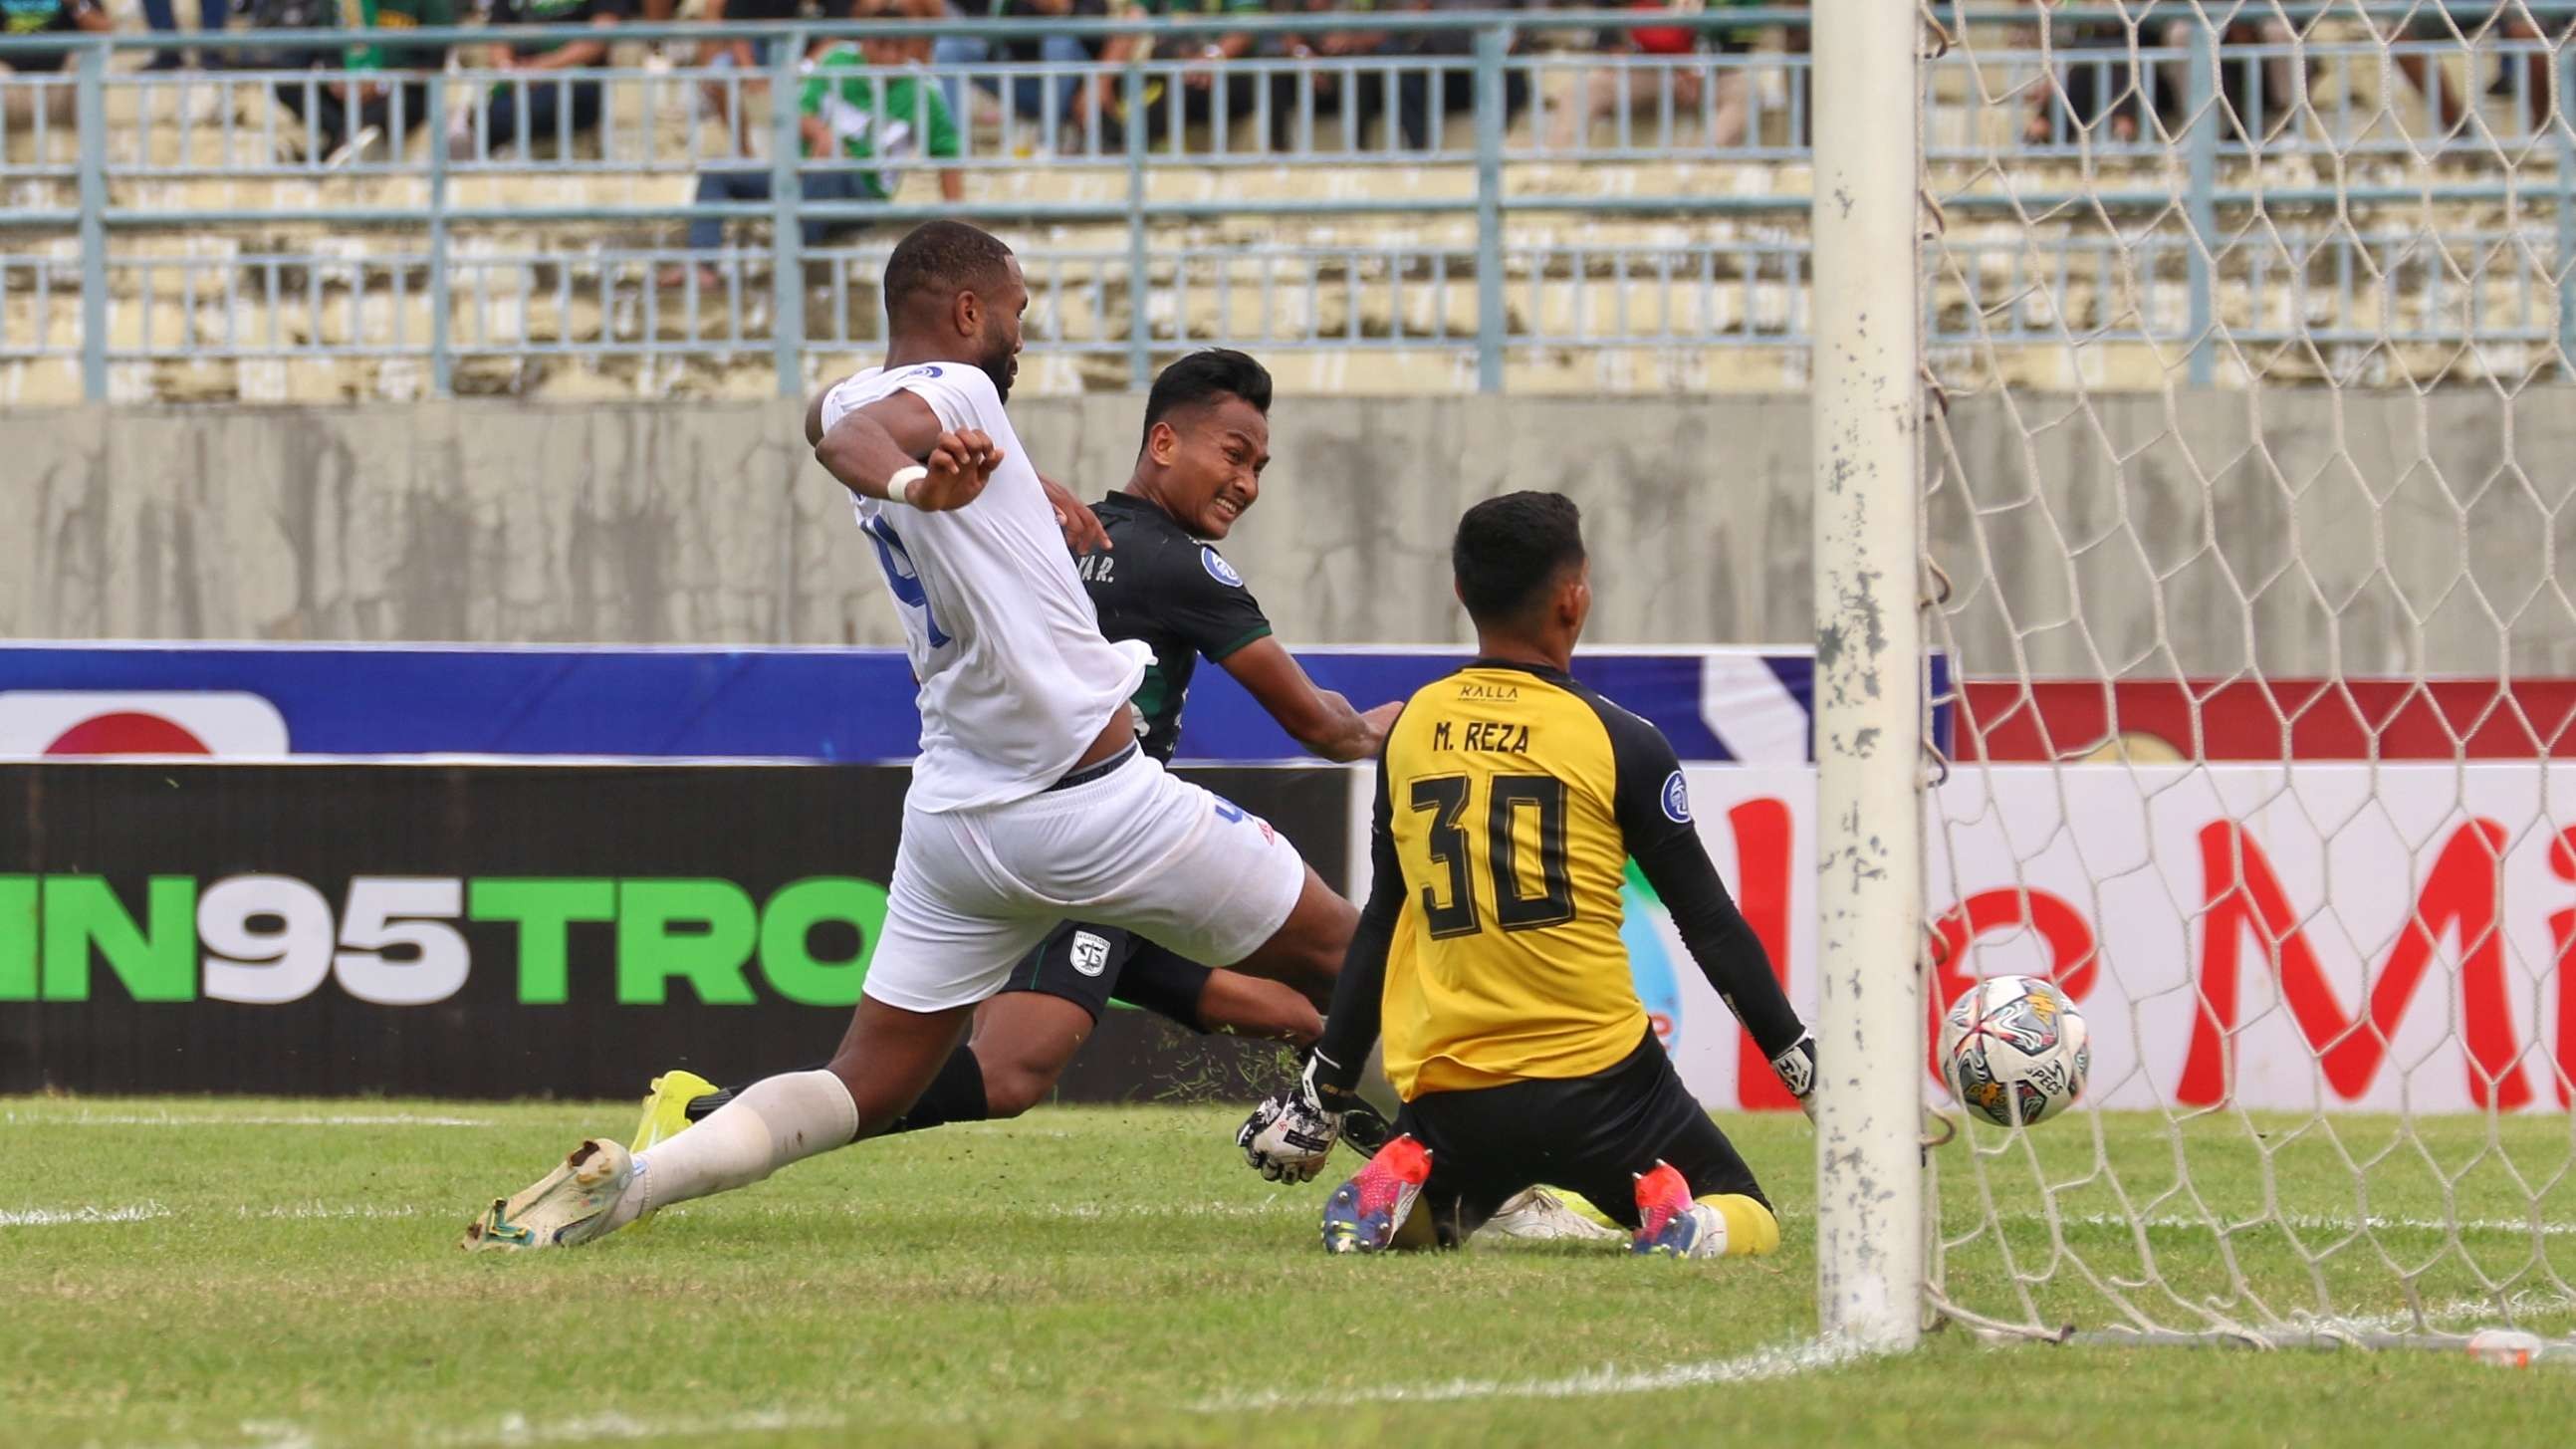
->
xmin=1236 ymin=491 xmax=1817 ymax=1257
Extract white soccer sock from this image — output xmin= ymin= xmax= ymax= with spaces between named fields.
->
xmin=609 ymin=1070 xmax=859 ymax=1231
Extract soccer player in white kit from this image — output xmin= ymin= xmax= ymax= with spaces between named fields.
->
xmin=460 ymin=221 xmax=1353 ymax=1251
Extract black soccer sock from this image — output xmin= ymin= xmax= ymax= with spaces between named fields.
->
xmin=684 ymin=1048 xmax=990 ymax=1134
xmin=884 ymin=1046 xmax=991 ymax=1135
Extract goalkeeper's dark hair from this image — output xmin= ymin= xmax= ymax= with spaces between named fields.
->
xmin=882 ymin=220 xmax=1015 ymax=319
xmin=1140 ymin=349 xmax=1273 ymax=448
xmin=1453 ymin=491 xmax=1587 ymax=625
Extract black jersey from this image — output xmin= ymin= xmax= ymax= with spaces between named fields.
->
xmin=1075 ymin=492 xmax=1275 ymax=763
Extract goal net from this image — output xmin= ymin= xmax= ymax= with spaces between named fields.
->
xmin=1903 ymin=0 xmax=2576 ymax=1348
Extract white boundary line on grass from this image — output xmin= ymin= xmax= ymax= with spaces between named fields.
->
xmin=2324 ymin=1297 xmax=2514 ymax=1334
xmin=240 ymin=1203 xmax=426 ymax=1221
xmin=0 ymin=1111 xmax=493 ymax=1127
xmin=0 ymin=1203 xmax=170 ymax=1227
xmin=1 ymin=1203 xmax=432 ymax=1228
xmin=128 ymin=1408 xmax=856 ymax=1449
xmin=2039 ymin=1209 xmax=2576 ymax=1239
xmin=417 ymin=1407 xmax=852 ymax=1446
xmin=1195 ymin=1335 xmax=1866 ymax=1412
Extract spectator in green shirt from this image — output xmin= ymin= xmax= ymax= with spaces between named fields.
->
xmin=1 ymin=0 xmax=110 ymax=126
xmin=664 ymin=0 xmax=966 ymax=289
xmin=273 ymin=0 xmax=458 ymax=164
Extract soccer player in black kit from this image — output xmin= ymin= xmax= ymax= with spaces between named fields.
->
xmin=643 ymin=350 xmax=1402 ymax=1146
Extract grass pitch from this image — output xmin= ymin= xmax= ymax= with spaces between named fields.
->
xmin=6 ymin=1097 xmax=2575 ymax=1448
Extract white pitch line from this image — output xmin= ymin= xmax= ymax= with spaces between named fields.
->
xmin=1196 ymin=1336 xmax=1866 ymax=1412
xmin=2040 ymin=1210 xmax=2576 ymax=1239
xmin=236 ymin=1203 xmax=425 ymax=1222
xmin=1026 ymin=1199 xmax=1295 ymax=1221
xmin=0 ymin=1111 xmax=492 ymax=1128
xmin=712 ymin=1196 xmax=1301 ymax=1224
xmin=2301 ymin=1293 xmax=2563 ymax=1336
xmin=1 ymin=1202 xmax=432 ymax=1229
xmin=0 ymin=1203 xmax=169 ymax=1228
xmin=418 ymin=1407 xmax=850 ymax=1447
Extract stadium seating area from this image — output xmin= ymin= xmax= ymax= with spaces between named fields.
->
xmin=1 ymin=5 xmax=2566 ymax=401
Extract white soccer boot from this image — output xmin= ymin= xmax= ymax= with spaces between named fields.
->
xmin=1476 ymin=1187 xmax=1625 ymax=1245
xmin=460 ymin=1137 xmax=638 ymax=1252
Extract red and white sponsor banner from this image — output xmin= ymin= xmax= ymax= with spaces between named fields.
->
xmin=1961 ymin=678 xmax=2576 ymax=762
xmin=1649 ymin=763 xmax=2576 ymax=1115
xmin=0 ymin=691 xmax=292 ymax=758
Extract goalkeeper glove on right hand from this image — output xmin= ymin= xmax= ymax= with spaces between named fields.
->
xmin=1770 ymin=1033 xmax=1819 ymax=1123
xmin=1237 ymin=1054 xmax=1362 ymax=1182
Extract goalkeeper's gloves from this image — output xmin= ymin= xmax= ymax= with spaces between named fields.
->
xmin=1238 ymin=1052 xmax=1365 ymax=1182
xmin=1771 ymin=1033 xmax=1818 ymax=1123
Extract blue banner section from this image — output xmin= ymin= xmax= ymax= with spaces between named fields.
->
xmin=0 ymin=645 xmax=1947 ymax=763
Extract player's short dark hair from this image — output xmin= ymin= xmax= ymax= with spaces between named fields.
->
xmin=882 ymin=221 xmax=1015 ymax=316
xmin=1140 ymin=349 xmax=1273 ymax=446
xmin=1453 ymin=491 xmax=1586 ymax=625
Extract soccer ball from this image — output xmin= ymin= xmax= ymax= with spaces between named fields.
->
xmin=1940 ymin=974 xmax=2090 ymax=1128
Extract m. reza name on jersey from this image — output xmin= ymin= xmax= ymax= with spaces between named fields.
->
xmin=1430 ymin=718 xmax=1530 ymax=753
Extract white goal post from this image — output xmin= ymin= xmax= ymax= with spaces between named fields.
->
xmin=1809 ymin=0 xmax=1930 ymax=1353
xmin=1813 ymin=0 xmax=2576 ymax=1353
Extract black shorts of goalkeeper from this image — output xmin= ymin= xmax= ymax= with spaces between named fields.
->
xmin=1388 ymin=1026 xmax=1779 ymax=1252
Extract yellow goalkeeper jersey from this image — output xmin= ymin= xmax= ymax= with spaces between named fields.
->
xmin=1371 ymin=660 xmax=1697 ymax=1098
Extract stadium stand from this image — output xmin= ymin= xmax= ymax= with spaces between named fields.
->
xmin=0 ymin=5 xmax=2564 ymax=401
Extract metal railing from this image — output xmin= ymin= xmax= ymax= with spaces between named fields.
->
xmin=6 ymin=4 xmax=2576 ymax=398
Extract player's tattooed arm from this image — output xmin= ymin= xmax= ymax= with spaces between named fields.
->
xmin=1220 ymin=638 xmax=1401 ymax=764
xmin=814 ymin=391 xmax=1003 ymax=512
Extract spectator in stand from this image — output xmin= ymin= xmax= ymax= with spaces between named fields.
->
xmin=696 ymin=0 xmax=810 ymax=157
xmin=662 ymin=0 xmax=963 ymax=288
xmin=1549 ymin=0 xmax=1768 ymax=151
xmin=454 ymin=0 xmax=629 ymax=157
xmin=2021 ymin=9 xmax=2145 ymax=143
xmin=1 ymin=0 xmax=109 ymax=121
xmin=1376 ymin=0 xmax=1528 ymax=151
xmin=273 ymin=0 xmax=457 ymax=164
xmin=932 ymin=0 xmax=1105 ymax=142
xmin=138 ymin=0 xmax=226 ymax=71
xmin=1080 ymin=0 xmax=1263 ymax=148
xmin=1271 ymin=0 xmax=1393 ymax=152
xmin=2023 ymin=5 xmax=2297 ymax=145
xmin=2397 ymin=2 xmax=2554 ymax=137
xmin=2180 ymin=10 xmax=2300 ymax=142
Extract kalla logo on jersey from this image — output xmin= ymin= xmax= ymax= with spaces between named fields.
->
xmin=1068 ymin=931 xmax=1114 ymax=977
xmin=1200 ymin=547 xmax=1244 ymax=589
xmin=0 ymin=691 xmax=291 ymax=758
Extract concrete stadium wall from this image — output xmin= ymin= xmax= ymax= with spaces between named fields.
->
xmin=7 ymin=392 xmax=2573 ymax=676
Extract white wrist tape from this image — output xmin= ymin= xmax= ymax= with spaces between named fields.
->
xmin=885 ymin=463 xmax=928 ymax=506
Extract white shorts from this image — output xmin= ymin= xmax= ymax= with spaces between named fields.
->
xmin=862 ymin=750 xmax=1311 ymax=1014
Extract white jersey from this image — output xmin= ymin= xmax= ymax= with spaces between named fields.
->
xmin=820 ymin=362 xmax=1150 ymax=813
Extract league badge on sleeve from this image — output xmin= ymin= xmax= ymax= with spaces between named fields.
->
xmin=1200 ymin=547 xmax=1245 ymax=588
xmin=1661 ymin=770 xmax=1693 ymax=825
